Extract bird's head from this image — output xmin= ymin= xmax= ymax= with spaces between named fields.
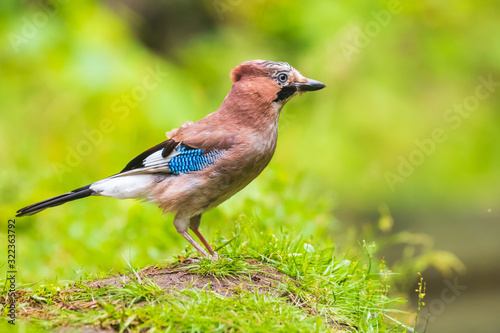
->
xmin=230 ymin=60 xmax=326 ymax=107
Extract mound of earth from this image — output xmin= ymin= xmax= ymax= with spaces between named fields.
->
xmin=87 ymin=260 xmax=291 ymax=297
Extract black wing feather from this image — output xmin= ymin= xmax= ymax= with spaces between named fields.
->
xmin=120 ymin=139 xmax=178 ymax=173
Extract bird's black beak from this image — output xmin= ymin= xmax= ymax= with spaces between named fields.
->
xmin=296 ymin=78 xmax=326 ymax=92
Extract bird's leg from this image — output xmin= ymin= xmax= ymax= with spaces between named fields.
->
xmin=179 ymin=230 xmax=209 ymax=259
xmin=174 ymin=214 xmax=214 ymax=260
xmin=190 ymin=215 xmax=219 ymax=261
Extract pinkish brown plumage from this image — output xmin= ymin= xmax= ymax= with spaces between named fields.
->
xmin=16 ymin=60 xmax=326 ymax=260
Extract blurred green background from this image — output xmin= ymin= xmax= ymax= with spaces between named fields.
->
xmin=1 ymin=0 xmax=499 ymax=331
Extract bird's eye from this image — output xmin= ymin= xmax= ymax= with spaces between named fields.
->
xmin=277 ymin=73 xmax=288 ymax=83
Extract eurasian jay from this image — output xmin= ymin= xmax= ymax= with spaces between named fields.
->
xmin=16 ymin=60 xmax=326 ymax=260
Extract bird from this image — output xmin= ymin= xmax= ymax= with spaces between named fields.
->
xmin=16 ymin=60 xmax=326 ymax=261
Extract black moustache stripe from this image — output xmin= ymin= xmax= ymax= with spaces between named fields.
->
xmin=274 ymin=85 xmax=298 ymax=102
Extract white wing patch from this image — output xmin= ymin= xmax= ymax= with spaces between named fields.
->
xmin=142 ymin=149 xmax=181 ymax=170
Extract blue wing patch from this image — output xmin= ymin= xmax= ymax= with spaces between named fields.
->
xmin=168 ymin=145 xmax=223 ymax=174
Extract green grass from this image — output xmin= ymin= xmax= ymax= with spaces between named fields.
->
xmin=1 ymin=220 xmax=415 ymax=332
xmin=1 ymin=1 xmax=496 ymax=331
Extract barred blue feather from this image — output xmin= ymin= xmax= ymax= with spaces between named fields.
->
xmin=168 ymin=146 xmax=222 ymax=174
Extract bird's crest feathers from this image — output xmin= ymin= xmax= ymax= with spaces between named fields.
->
xmin=230 ymin=60 xmax=294 ymax=82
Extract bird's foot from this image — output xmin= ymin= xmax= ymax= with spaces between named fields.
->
xmin=180 ymin=253 xmax=226 ymax=263
xmin=208 ymin=252 xmax=232 ymax=261
xmin=209 ymin=252 xmax=219 ymax=261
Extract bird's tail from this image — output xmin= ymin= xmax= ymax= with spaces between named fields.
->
xmin=16 ymin=185 xmax=94 ymax=217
